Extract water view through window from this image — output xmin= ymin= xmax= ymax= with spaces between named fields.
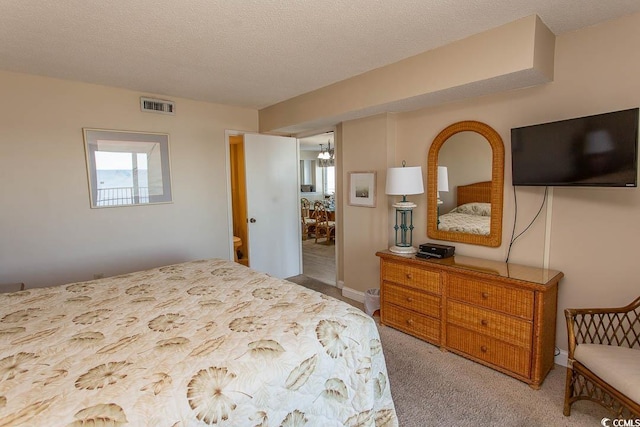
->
xmin=95 ymin=151 xmax=150 ymax=206
xmin=84 ymin=129 xmax=172 ymax=208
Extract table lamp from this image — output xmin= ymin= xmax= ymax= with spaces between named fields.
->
xmin=437 ymin=166 xmax=449 ymax=226
xmin=437 ymin=166 xmax=449 ymax=205
xmin=385 ymin=161 xmax=424 ymax=254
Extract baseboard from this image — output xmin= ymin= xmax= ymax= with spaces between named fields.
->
xmin=341 ymin=286 xmax=365 ymax=303
xmin=337 ymin=280 xmax=344 ymax=290
xmin=555 ymin=349 xmax=568 ymax=367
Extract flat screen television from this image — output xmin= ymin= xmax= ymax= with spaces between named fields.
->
xmin=511 ymin=108 xmax=638 ymax=187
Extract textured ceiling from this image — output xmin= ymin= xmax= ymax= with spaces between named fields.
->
xmin=300 ymin=131 xmax=334 ymax=151
xmin=2 ymin=0 xmax=640 ymax=111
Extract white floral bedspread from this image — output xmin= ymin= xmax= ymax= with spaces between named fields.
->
xmin=438 ymin=212 xmax=490 ymax=235
xmin=0 ymin=259 xmax=397 ymax=426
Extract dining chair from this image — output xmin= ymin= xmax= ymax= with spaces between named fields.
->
xmin=313 ymin=201 xmax=335 ymax=244
xmin=300 ymin=198 xmax=315 ymax=240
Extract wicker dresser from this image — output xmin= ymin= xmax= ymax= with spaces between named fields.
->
xmin=376 ymin=250 xmax=563 ymax=389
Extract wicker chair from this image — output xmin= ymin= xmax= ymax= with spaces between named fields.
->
xmin=564 ymin=296 xmax=640 ymax=419
xmin=313 ymin=201 xmax=335 ymax=245
xmin=300 ymin=198 xmax=315 ymax=240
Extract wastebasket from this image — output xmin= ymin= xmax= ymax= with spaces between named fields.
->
xmin=364 ymin=288 xmax=381 ymax=316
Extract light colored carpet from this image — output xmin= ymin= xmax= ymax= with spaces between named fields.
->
xmin=287 ymin=275 xmax=611 ymax=427
xmin=287 ymin=273 xmax=358 ymax=309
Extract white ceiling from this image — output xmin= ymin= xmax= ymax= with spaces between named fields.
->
xmin=300 ymin=131 xmax=334 ymax=151
xmin=2 ymin=1 xmax=640 ymax=114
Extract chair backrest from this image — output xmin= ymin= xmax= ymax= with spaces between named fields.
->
xmin=301 ymin=198 xmax=311 ymax=218
xmin=568 ymin=296 xmax=640 ymax=350
xmin=313 ymin=201 xmax=328 ymax=224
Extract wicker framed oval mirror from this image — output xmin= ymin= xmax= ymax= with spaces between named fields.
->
xmin=426 ymin=121 xmax=504 ymax=247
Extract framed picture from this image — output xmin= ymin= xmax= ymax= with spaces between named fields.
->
xmin=83 ymin=129 xmax=173 ymax=208
xmin=348 ymin=171 xmax=377 ymax=207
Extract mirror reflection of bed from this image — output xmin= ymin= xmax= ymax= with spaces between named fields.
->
xmin=438 ymin=181 xmax=492 ymax=235
xmin=428 ymin=120 xmax=504 ymax=247
xmin=437 ymin=130 xmax=493 ymax=236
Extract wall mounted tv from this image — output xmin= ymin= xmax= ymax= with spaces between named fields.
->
xmin=511 ymin=108 xmax=638 ymax=187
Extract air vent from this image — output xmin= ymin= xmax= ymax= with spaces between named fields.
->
xmin=140 ymin=97 xmax=175 ymax=115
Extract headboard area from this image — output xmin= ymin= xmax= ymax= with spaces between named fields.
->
xmin=457 ymin=181 xmax=492 ymax=206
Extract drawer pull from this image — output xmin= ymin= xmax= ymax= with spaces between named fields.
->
xmin=480 ymin=319 xmax=488 ymax=326
xmin=406 ymin=273 xmax=413 ymax=279
xmin=406 ymin=318 xmax=414 ymax=325
xmin=481 ymin=292 xmax=489 ymax=299
xmin=406 ymin=297 xmax=413 ymax=303
xmin=480 ymin=345 xmax=488 ymax=353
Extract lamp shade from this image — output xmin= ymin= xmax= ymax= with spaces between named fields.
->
xmin=437 ymin=166 xmax=449 ymax=192
xmin=385 ymin=166 xmax=424 ymax=196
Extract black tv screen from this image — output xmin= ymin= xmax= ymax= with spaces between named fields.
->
xmin=511 ymin=108 xmax=638 ymax=187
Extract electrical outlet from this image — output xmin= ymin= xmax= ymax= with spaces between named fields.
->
xmin=93 ymin=273 xmax=104 ymax=280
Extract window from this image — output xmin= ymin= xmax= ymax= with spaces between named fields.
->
xmin=300 ymin=160 xmax=316 ymax=192
xmin=323 ymin=166 xmax=335 ymax=195
xmin=84 ymin=129 xmax=172 ymax=208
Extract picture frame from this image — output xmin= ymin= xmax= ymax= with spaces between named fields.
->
xmin=83 ymin=128 xmax=173 ymax=208
xmin=348 ymin=171 xmax=377 ymax=207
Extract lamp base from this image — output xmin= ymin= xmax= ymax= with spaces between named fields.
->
xmin=389 ymin=245 xmax=417 ymax=255
xmin=392 ymin=201 xmax=417 ymax=210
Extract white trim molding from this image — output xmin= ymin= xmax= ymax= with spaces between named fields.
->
xmin=341 ymin=286 xmax=365 ymax=303
xmin=555 ymin=349 xmax=568 ymax=367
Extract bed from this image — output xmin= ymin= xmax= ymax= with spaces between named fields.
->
xmin=438 ymin=181 xmax=492 ymax=236
xmin=0 ymin=259 xmax=397 ymax=426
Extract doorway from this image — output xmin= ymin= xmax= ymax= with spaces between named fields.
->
xmin=226 ymin=132 xmax=301 ymax=279
xmin=299 ymin=132 xmax=336 ymax=285
xmin=228 ymin=135 xmax=249 ymax=266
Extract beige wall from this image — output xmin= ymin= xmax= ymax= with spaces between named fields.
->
xmin=0 ymin=71 xmax=257 ymax=288
xmin=394 ymin=12 xmax=640 ymax=351
xmin=438 ymin=131 xmax=493 ymax=213
xmin=341 ymin=114 xmax=400 ymax=293
xmin=260 ymin=15 xmax=555 ymax=134
xmin=324 ymin=12 xmax=640 ymax=352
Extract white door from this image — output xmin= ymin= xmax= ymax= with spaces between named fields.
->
xmin=243 ymin=133 xmax=301 ymax=278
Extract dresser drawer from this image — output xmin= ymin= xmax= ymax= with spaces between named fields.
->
xmin=448 ymin=275 xmax=534 ymax=319
xmin=447 ymin=300 xmax=532 ymax=349
xmin=382 ymin=304 xmax=440 ymax=344
xmin=378 ymin=250 xmax=562 ymax=387
xmin=383 ymin=282 xmax=440 ymax=318
xmin=382 ymin=261 xmax=440 ymax=294
xmin=447 ymin=325 xmax=531 ymax=378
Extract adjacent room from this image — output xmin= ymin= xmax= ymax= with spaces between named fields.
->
xmin=1 ymin=1 xmax=639 ymax=425
xmin=299 ymin=132 xmax=337 ymax=285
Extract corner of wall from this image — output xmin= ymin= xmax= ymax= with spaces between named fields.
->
xmin=533 ymin=15 xmax=556 ymax=82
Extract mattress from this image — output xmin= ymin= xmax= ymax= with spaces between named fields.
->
xmin=0 ymin=259 xmax=397 ymax=426
xmin=438 ymin=202 xmax=491 ymax=236
xmin=438 ymin=211 xmax=490 ymax=235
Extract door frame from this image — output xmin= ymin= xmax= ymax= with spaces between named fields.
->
xmin=224 ymin=130 xmax=242 ymax=262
